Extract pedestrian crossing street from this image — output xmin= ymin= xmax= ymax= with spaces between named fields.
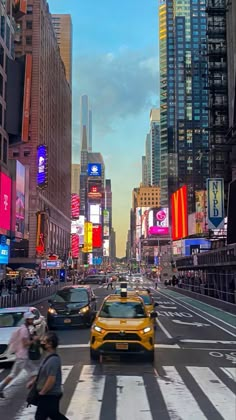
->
xmin=0 ymin=364 xmax=235 ymax=420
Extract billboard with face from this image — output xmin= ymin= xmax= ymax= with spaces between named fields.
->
xmin=71 ymin=216 xmax=84 ymax=245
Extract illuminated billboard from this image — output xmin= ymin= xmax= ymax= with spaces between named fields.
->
xmin=15 ymin=161 xmax=25 ymax=238
xmin=88 ymin=184 xmax=102 ymax=199
xmin=89 ymin=204 xmax=100 ymax=224
xmin=71 ymin=216 xmax=84 ymax=245
xmin=148 ymin=208 xmax=169 ymax=236
xmin=171 ymin=185 xmax=188 ymax=241
xmin=103 ymin=239 xmax=109 ymax=257
xmin=83 ymin=222 xmax=93 ymax=253
xmin=0 ymin=172 xmax=12 ymax=231
xmin=71 ymin=194 xmax=80 ymax=219
xmin=87 ymin=163 xmax=102 ymax=177
xmin=103 ymin=225 xmax=109 ymax=237
xmin=195 ymin=190 xmax=207 ymax=234
xmin=92 ymin=225 xmax=102 ymax=248
xmin=22 ymin=54 xmax=32 ymax=142
xmin=207 ymin=179 xmax=224 ymax=230
xmin=37 ymin=145 xmax=48 ymax=188
xmin=103 ymin=209 xmax=109 ymax=224
xmin=71 ymin=234 xmax=79 ymax=258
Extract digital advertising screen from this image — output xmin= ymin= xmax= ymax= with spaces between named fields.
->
xmin=71 ymin=216 xmax=84 ymax=245
xmin=0 ymin=172 xmax=12 ymax=231
xmin=71 ymin=234 xmax=79 ymax=258
xmin=89 ymin=204 xmax=100 ymax=224
xmin=148 ymin=207 xmax=169 ymax=236
xmin=71 ymin=194 xmax=80 ymax=219
xmin=87 ymin=163 xmax=102 ymax=177
xmin=37 ymin=145 xmax=47 ymax=188
xmin=171 ymin=185 xmax=188 ymax=241
xmin=92 ymin=225 xmax=102 ymax=248
xmin=15 ymin=161 xmax=25 ymax=238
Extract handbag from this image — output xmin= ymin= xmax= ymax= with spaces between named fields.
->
xmin=26 ymin=354 xmax=59 ymax=407
xmin=28 ymin=342 xmax=41 ymax=361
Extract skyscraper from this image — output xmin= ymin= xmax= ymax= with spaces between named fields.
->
xmin=51 ymin=14 xmax=72 ymax=86
xmin=80 ymin=95 xmax=92 ymax=152
xmin=150 ymin=109 xmax=161 ymax=186
xmin=159 ymin=0 xmax=209 ymax=212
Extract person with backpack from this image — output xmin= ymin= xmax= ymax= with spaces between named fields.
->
xmin=27 ymin=332 xmax=68 ymax=420
xmin=0 ymin=311 xmax=40 ymax=398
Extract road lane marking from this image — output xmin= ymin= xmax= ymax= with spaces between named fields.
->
xmin=173 ymin=320 xmax=210 ymax=327
xmin=221 ymin=367 xmax=236 ymax=382
xmin=66 ymin=365 xmax=105 ymax=420
xmin=59 ymin=343 xmax=180 ymax=349
xmin=117 ymin=376 xmax=152 ymax=419
xmin=156 ymin=318 xmax=173 ymax=339
xmin=158 ymin=290 xmax=236 ymax=326
xmin=180 ymin=339 xmax=236 ymax=344
xmin=156 ymin=290 xmax=236 ymax=338
xmin=187 ymin=366 xmax=236 ymax=420
xmin=157 ymin=366 xmax=207 ymax=419
xmin=15 ymin=366 xmax=74 ymax=420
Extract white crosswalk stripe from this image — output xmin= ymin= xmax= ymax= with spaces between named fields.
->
xmin=188 ymin=366 xmax=236 ymax=420
xmin=15 ymin=366 xmax=73 ymax=420
xmin=5 ymin=364 xmax=235 ymax=420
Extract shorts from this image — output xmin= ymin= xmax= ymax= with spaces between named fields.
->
xmin=9 ymin=358 xmax=38 ymax=379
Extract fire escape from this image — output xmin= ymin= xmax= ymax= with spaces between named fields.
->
xmin=206 ymin=0 xmax=231 ymax=187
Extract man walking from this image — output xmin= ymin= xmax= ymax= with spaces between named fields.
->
xmin=106 ymin=276 xmax=113 ymax=290
xmin=28 ymin=332 xmax=68 ymax=420
xmin=0 ymin=312 xmax=38 ymax=398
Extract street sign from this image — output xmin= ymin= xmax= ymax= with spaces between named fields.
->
xmin=207 ymin=178 xmax=224 ymax=230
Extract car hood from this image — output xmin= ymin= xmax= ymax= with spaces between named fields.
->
xmin=0 ymin=327 xmax=19 ymax=344
xmin=51 ymin=302 xmax=89 ymax=310
xmin=96 ymin=317 xmax=150 ymax=330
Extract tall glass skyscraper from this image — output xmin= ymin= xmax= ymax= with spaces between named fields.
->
xmin=159 ymin=0 xmax=209 ymax=212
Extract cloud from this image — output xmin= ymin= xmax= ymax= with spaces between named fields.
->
xmin=73 ymin=47 xmax=158 ymax=136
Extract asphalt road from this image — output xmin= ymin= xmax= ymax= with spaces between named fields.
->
xmin=0 ymin=281 xmax=235 ymax=420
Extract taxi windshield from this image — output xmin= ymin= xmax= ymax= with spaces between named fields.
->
xmin=99 ymin=301 xmax=146 ymax=318
xmin=139 ymin=295 xmax=152 ymax=305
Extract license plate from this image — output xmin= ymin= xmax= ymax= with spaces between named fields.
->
xmin=64 ymin=318 xmax=71 ymax=324
xmin=116 ymin=343 xmax=128 ymax=350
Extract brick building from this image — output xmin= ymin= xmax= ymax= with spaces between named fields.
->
xmin=8 ymin=0 xmax=72 ymax=265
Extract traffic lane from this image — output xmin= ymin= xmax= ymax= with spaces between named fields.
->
xmin=151 ymin=289 xmax=236 ymax=345
xmin=34 ymin=284 xmax=110 ymax=345
xmin=56 ymin=346 xmax=236 ymax=369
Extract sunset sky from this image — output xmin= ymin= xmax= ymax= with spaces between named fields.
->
xmin=48 ymin=0 xmax=158 ymax=256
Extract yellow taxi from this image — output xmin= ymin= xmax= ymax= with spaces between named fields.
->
xmin=90 ymin=284 xmax=157 ymax=362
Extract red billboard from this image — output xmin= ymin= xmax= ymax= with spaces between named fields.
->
xmin=71 ymin=234 xmax=79 ymax=258
xmin=71 ymin=194 xmax=80 ymax=219
xmin=88 ymin=184 xmax=102 ymax=199
xmin=171 ymin=185 xmax=188 ymax=241
xmin=22 ymin=54 xmax=32 ymax=142
xmin=92 ymin=225 xmax=102 ymax=248
xmin=0 ymin=172 xmax=12 ymax=231
xmin=13 ymin=0 xmax=27 ymax=17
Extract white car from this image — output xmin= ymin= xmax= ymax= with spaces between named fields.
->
xmin=0 ymin=306 xmax=47 ymax=364
xmin=131 ymin=273 xmax=144 ymax=283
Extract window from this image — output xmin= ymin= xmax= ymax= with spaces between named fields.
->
xmin=0 ymin=45 xmax=4 ymax=68
xmin=26 ymin=21 xmax=33 ymax=30
xmin=13 ymin=151 xmax=20 ymax=157
xmin=1 ymin=16 xmax=5 ymax=40
xmin=24 ymin=150 xmax=30 ymax=157
xmin=27 ymin=5 xmax=33 ymax=14
xmin=3 ymin=138 xmax=7 ymax=164
xmin=26 ymin=36 xmax=32 ymax=45
xmin=0 ymin=74 xmax=3 ymax=97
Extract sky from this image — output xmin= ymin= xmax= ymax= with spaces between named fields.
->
xmin=48 ymin=0 xmax=159 ymax=257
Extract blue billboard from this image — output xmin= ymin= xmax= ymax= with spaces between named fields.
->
xmin=0 ymin=244 xmax=9 ymax=264
xmin=87 ymin=163 xmax=102 ymax=177
xmin=37 ymin=145 xmax=47 ymax=187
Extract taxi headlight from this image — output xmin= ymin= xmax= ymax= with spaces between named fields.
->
xmin=80 ymin=306 xmax=90 ymax=314
xmin=94 ymin=325 xmax=103 ymax=333
xmin=143 ymin=326 xmax=152 ymax=334
xmin=48 ymin=308 xmax=57 ymax=315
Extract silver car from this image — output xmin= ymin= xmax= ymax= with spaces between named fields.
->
xmin=0 ymin=306 xmax=47 ymax=364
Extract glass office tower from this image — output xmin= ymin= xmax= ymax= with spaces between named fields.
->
xmin=159 ymin=0 xmax=209 ymax=212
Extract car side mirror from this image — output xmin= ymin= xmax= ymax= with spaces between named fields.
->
xmin=150 ymin=311 xmax=158 ymax=319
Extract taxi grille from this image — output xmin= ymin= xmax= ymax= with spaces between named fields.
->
xmin=104 ymin=333 xmax=141 ymax=341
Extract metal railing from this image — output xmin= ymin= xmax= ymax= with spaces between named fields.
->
xmin=176 ymin=282 xmax=235 ymax=303
xmin=176 ymin=243 xmax=236 ymax=268
xmin=0 ymin=283 xmax=64 ymax=309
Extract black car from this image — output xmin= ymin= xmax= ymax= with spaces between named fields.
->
xmin=79 ymin=274 xmax=107 ymax=284
xmin=47 ymin=286 xmax=97 ymax=329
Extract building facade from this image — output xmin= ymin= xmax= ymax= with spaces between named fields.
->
xmin=159 ymin=0 xmax=209 ymax=212
xmin=71 ymin=163 xmax=80 ymax=195
xmin=150 ymin=109 xmax=161 ymax=186
xmin=9 ymin=0 xmax=72 ymax=264
xmin=51 ymin=14 xmax=72 ymax=86
xmin=132 ymin=185 xmax=161 ymax=210
xmin=80 ymin=94 xmax=92 ymax=153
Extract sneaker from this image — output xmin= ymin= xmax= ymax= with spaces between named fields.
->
xmin=0 ymin=391 xmax=5 ymax=398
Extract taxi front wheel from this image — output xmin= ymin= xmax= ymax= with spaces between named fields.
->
xmin=90 ymin=349 xmax=99 ymax=361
